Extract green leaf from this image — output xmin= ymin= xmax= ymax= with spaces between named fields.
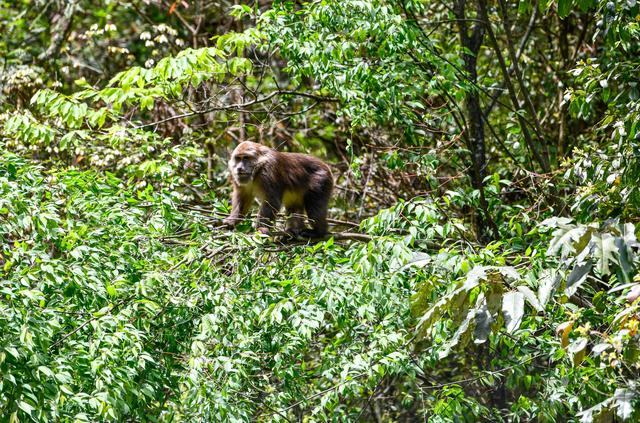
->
xmin=517 ymin=285 xmax=544 ymax=312
xmin=473 ymin=305 xmax=492 ymax=344
xmin=19 ymin=401 xmax=34 ymax=416
xmin=38 ymin=366 xmax=54 ymax=378
xmin=565 ymin=261 xmax=592 ymax=297
xmin=567 ymin=337 xmax=587 ymax=366
xmin=106 ymin=284 xmax=117 ymax=297
xmin=613 ymin=388 xmax=634 ymax=420
xmin=576 ymin=0 xmax=596 ymax=11
xmin=557 ymin=0 xmax=574 ymax=18
xmin=547 ymin=225 xmax=587 ymax=259
xmin=502 ymin=291 xmax=524 ymax=333
xmin=594 ymin=233 xmax=617 ymax=275
xmin=538 ymin=271 xmax=560 ymax=307
xmin=5 ymin=347 xmax=19 ymax=359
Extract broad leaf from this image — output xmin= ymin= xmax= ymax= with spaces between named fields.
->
xmin=473 ymin=305 xmax=492 ymax=344
xmin=517 ymin=285 xmax=544 ymax=312
xmin=568 ymin=337 xmax=588 ymax=366
xmin=565 ymin=261 xmax=593 ymax=297
xmin=538 ymin=270 xmax=561 ymax=306
xmin=613 ymin=388 xmax=635 ymax=420
xmin=547 ymin=225 xmax=587 ymax=259
xmin=502 ymin=291 xmax=525 ymax=333
xmin=593 ymin=233 xmax=618 ymax=275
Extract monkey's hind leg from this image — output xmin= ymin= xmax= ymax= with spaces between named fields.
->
xmin=302 ymin=191 xmax=329 ymax=238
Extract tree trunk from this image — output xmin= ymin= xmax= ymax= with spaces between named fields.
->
xmin=454 ymin=0 xmax=496 ymax=242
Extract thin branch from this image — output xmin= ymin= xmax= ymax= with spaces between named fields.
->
xmin=477 ymin=0 xmax=550 ymax=173
xmin=420 ymin=353 xmax=543 ymax=391
xmin=133 ymin=90 xmax=338 ymax=129
xmin=484 ymin=0 xmax=539 ymax=117
xmin=497 ymin=0 xmax=549 ymax=164
xmin=266 ymin=231 xmax=374 ymax=249
xmin=49 ymin=295 xmax=133 ymax=351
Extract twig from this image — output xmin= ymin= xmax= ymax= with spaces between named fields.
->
xmin=49 ymin=296 xmax=133 ymax=351
xmin=477 ymin=0 xmax=549 ymax=173
xmin=327 ymin=217 xmax=360 ymax=227
xmin=484 ymin=0 xmax=539 ymax=117
xmin=133 ymin=90 xmax=338 ymax=129
xmin=419 ymin=353 xmax=543 ymax=391
xmin=279 ymin=231 xmax=373 ymax=243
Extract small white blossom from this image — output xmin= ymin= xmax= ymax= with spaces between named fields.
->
xmin=105 ymin=23 xmax=117 ymax=32
xmin=140 ymin=31 xmax=152 ymax=40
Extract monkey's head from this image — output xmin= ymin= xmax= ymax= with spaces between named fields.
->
xmin=228 ymin=141 xmax=268 ymax=185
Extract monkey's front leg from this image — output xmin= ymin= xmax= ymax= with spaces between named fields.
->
xmin=223 ymin=188 xmax=251 ymax=227
xmin=256 ymin=195 xmax=282 ymax=234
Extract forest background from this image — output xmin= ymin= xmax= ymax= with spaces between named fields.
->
xmin=1 ymin=0 xmax=640 ymax=421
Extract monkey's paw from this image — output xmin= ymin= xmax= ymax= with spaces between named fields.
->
xmin=222 ymin=217 xmax=239 ymax=227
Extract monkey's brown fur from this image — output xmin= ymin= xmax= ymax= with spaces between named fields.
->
xmin=223 ymin=141 xmax=333 ymax=236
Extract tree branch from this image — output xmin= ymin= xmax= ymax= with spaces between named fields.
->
xmin=477 ymin=0 xmax=550 ymax=173
xmin=38 ymin=0 xmax=80 ymax=63
xmin=484 ymin=0 xmax=539 ymax=117
xmin=497 ymin=0 xmax=550 ymax=165
xmin=133 ymin=90 xmax=338 ymax=129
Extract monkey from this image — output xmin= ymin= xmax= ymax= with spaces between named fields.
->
xmin=223 ymin=141 xmax=333 ymax=237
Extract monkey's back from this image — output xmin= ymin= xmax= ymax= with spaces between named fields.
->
xmin=270 ymin=151 xmax=333 ymax=195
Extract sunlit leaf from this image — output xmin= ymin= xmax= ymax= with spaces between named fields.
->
xmin=502 ymin=291 xmax=525 ymax=333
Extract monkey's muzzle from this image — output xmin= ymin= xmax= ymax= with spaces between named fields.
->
xmin=235 ymin=172 xmax=253 ymax=184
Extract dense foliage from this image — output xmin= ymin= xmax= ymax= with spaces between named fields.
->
xmin=1 ymin=0 xmax=640 ymax=421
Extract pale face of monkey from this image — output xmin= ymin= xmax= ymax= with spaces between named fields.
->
xmin=229 ymin=143 xmax=260 ymax=185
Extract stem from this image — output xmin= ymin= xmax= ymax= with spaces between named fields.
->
xmin=477 ymin=0 xmax=550 ymax=173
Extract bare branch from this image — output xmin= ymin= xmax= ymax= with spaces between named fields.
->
xmin=133 ymin=90 xmax=338 ymax=129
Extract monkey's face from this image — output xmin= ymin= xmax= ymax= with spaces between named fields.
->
xmin=229 ymin=142 xmax=261 ymax=185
